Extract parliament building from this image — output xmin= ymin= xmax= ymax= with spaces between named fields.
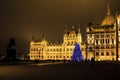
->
xmin=29 ymin=4 xmax=120 ymax=61
xmin=29 ymin=27 xmax=86 ymax=61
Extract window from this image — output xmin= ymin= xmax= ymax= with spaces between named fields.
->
xmin=100 ymin=39 xmax=102 ymax=44
xmin=101 ymin=52 xmax=104 ymax=56
xmin=60 ymin=49 xmax=62 ymax=51
xmin=31 ymin=48 xmax=33 ymax=51
xmin=81 ymin=48 xmax=84 ymax=51
xmin=106 ymin=52 xmax=109 ymax=56
xmin=112 ymin=39 xmax=114 ymax=44
xmin=106 ymin=39 xmax=110 ymax=44
xmin=106 ymin=34 xmax=110 ymax=38
xmin=36 ymin=48 xmax=38 ymax=51
xmin=96 ymin=39 xmax=98 ymax=44
xmin=112 ymin=52 xmax=114 ymax=56
xmin=100 ymin=34 xmax=104 ymax=38
xmin=103 ymin=39 xmax=104 ymax=44
xmin=95 ymin=34 xmax=99 ymax=38
xmin=95 ymin=46 xmax=99 ymax=49
xmin=67 ymin=48 xmax=69 ymax=51
xmin=96 ymin=52 xmax=99 ymax=56
xmin=53 ymin=49 xmax=55 ymax=52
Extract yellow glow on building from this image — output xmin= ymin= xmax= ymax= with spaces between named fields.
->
xmin=29 ymin=4 xmax=120 ymax=61
xmin=86 ymin=4 xmax=120 ymax=61
xmin=29 ymin=27 xmax=86 ymax=60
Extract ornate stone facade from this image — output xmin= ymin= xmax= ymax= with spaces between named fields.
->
xmin=29 ymin=27 xmax=86 ymax=60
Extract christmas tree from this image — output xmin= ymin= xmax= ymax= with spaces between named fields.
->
xmin=71 ymin=43 xmax=83 ymax=62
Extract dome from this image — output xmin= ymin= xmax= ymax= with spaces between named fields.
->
xmin=101 ymin=4 xmax=115 ymax=26
xmin=101 ymin=15 xmax=114 ymax=25
xmin=41 ymin=37 xmax=48 ymax=46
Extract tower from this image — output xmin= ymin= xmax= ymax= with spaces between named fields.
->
xmin=101 ymin=3 xmax=114 ymax=26
xmin=77 ymin=27 xmax=82 ymax=44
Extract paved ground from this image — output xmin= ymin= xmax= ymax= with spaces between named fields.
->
xmin=0 ymin=61 xmax=120 ymax=80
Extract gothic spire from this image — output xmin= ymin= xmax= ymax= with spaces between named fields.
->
xmin=32 ymin=34 xmax=35 ymax=41
xmin=107 ymin=3 xmax=111 ymax=16
xmin=78 ymin=27 xmax=80 ymax=33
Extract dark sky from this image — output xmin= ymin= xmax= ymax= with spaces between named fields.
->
xmin=0 ymin=0 xmax=120 ymax=54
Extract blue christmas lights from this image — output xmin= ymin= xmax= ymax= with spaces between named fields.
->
xmin=71 ymin=43 xmax=83 ymax=62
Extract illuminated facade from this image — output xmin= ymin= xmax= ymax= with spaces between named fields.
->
xmin=29 ymin=4 xmax=120 ymax=61
xmin=29 ymin=27 xmax=86 ymax=60
xmin=86 ymin=4 xmax=120 ymax=61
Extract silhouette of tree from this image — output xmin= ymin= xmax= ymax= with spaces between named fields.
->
xmin=6 ymin=38 xmax=17 ymax=61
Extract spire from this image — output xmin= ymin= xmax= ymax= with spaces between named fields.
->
xmin=32 ymin=34 xmax=34 ymax=41
xmin=78 ymin=27 xmax=80 ymax=33
xmin=65 ymin=29 xmax=67 ymax=34
xmin=78 ymin=23 xmax=81 ymax=33
xmin=72 ymin=26 xmax=75 ymax=30
xmin=107 ymin=3 xmax=111 ymax=16
xmin=43 ymin=35 xmax=45 ymax=40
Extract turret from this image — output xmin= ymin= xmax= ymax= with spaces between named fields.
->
xmin=77 ymin=27 xmax=82 ymax=44
xmin=63 ymin=29 xmax=68 ymax=43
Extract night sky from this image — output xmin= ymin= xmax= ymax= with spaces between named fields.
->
xmin=0 ymin=0 xmax=120 ymax=55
